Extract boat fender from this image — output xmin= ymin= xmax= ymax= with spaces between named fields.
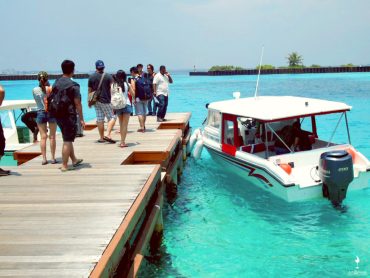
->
xmin=188 ymin=128 xmax=201 ymax=153
xmin=347 ymin=148 xmax=357 ymax=164
xmin=279 ymin=163 xmax=292 ymax=175
xmin=192 ymin=138 xmax=204 ymax=159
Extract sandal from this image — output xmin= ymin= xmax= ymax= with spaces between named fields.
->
xmin=119 ymin=143 xmax=129 ymax=148
xmin=72 ymin=159 xmax=83 ymax=167
xmin=103 ymin=136 xmax=116 ymax=143
xmin=51 ymin=159 xmax=58 ymax=164
xmin=97 ymin=139 xmax=105 ymax=143
xmin=42 ymin=160 xmax=48 ymax=165
xmin=60 ymin=167 xmax=75 ymax=172
xmin=137 ymin=128 xmax=145 ymax=133
xmin=0 ymin=168 xmax=10 ymax=174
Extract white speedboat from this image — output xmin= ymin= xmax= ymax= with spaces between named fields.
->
xmin=0 ymin=100 xmax=37 ymax=152
xmin=191 ymin=95 xmax=370 ymax=204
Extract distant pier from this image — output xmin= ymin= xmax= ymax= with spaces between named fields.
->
xmin=0 ymin=73 xmax=89 ymax=81
xmin=189 ymin=66 xmax=370 ymax=76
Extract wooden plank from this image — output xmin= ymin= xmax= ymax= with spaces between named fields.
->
xmin=89 ymin=165 xmax=161 ymax=278
xmin=128 ymin=189 xmax=163 ymax=277
xmin=0 ymin=255 xmax=100 ymax=263
xmin=127 ymin=254 xmax=143 ymax=278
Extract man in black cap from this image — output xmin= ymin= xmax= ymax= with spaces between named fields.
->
xmin=0 ymin=84 xmax=11 ymax=176
xmin=88 ymin=60 xmax=116 ymax=143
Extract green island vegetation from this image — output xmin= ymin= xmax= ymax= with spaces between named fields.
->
xmin=208 ymin=52 xmax=357 ymax=71
xmin=209 ymin=65 xmax=246 ymax=71
xmin=341 ymin=63 xmax=355 ymax=67
xmin=256 ymin=64 xmax=275 ymax=70
xmin=287 ymin=52 xmax=304 ymax=67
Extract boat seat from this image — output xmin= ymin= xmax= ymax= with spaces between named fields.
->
xmin=308 ymin=134 xmax=316 ymax=144
xmin=255 ymin=131 xmax=274 ymax=142
xmin=241 ymin=143 xmax=266 ymax=153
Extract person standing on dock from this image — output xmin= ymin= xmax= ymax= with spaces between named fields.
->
xmin=130 ymin=67 xmax=151 ymax=132
xmin=111 ymin=70 xmax=134 ymax=148
xmin=137 ymin=64 xmax=144 ymax=77
xmin=32 ymin=71 xmax=57 ymax=165
xmin=153 ymin=65 xmax=173 ymax=122
xmin=88 ymin=60 xmax=116 ymax=143
xmin=51 ymin=60 xmax=85 ymax=172
xmin=0 ymin=84 xmax=11 ymax=176
xmin=146 ymin=64 xmax=156 ymax=116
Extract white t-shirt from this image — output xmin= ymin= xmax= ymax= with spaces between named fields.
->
xmin=153 ymin=73 xmax=170 ymax=97
xmin=123 ymin=82 xmax=132 ymax=106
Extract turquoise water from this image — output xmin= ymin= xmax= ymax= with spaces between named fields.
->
xmin=2 ymin=73 xmax=370 ymax=277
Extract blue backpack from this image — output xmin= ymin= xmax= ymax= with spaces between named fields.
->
xmin=135 ymin=76 xmax=152 ymax=100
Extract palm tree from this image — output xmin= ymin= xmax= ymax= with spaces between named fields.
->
xmin=287 ymin=52 xmax=303 ymax=67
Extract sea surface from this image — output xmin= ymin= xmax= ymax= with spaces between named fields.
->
xmin=1 ymin=72 xmax=370 ymax=277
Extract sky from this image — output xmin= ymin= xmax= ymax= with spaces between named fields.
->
xmin=1 ymin=0 xmax=370 ymax=73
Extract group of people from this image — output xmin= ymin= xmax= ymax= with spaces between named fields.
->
xmin=88 ymin=61 xmax=173 ymax=148
xmin=0 ymin=59 xmax=173 ymax=175
xmin=0 ymin=60 xmax=84 ymax=174
xmin=34 ymin=61 xmax=85 ymax=172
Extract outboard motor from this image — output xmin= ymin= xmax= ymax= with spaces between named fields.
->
xmin=319 ymin=150 xmax=354 ymax=206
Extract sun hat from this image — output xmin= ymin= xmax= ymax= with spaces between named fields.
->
xmin=95 ymin=60 xmax=105 ymax=70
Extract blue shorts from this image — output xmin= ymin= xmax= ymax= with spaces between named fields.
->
xmin=134 ymin=100 xmax=148 ymax=115
xmin=114 ymin=105 xmax=132 ymax=116
xmin=36 ymin=111 xmax=57 ymax=124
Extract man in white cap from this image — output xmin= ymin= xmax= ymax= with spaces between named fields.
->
xmin=88 ymin=60 xmax=116 ymax=143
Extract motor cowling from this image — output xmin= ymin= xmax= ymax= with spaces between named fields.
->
xmin=319 ymin=150 xmax=354 ymax=206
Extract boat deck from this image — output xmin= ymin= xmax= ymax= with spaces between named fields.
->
xmin=0 ymin=113 xmax=190 ymax=277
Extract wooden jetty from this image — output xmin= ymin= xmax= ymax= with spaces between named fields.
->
xmin=0 ymin=112 xmax=191 ymax=277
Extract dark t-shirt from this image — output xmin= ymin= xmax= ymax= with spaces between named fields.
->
xmin=144 ymin=72 xmax=155 ymax=93
xmin=88 ymin=72 xmax=113 ymax=104
xmin=293 ymin=128 xmax=311 ymax=150
xmin=52 ymin=77 xmax=81 ymax=116
xmin=275 ymin=125 xmax=294 ymax=149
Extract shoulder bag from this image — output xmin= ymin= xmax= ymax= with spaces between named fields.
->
xmin=88 ymin=73 xmax=105 ymax=107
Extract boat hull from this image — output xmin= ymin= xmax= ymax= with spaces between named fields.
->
xmin=205 ymin=145 xmax=369 ymax=202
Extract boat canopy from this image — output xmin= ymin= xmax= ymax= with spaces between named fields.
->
xmin=0 ymin=100 xmax=36 ymax=111
xmin=208 ymin=96 xmax=351 ymax=122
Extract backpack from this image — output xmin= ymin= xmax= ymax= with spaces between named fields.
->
xmin=135 ymin=76 xmax=152 ymax=100
xmin=47 ymin=82 xmax=76 ymax=117
xmin=110 ymin=82 xmax=127 ymax=109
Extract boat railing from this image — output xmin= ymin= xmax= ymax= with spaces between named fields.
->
xmin=268 ymin=144 xmax=351 ymax=167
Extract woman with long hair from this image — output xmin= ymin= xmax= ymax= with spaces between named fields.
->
xmin=32 ymin=71 xmax=57 ymax=164
xmin=111 ymin=70 xmax=134 ymax=147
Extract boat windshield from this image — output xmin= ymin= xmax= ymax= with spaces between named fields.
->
xmin=0 ymin=110 xmax=12 ymax=129
xmin=234 ymin=111 xmax=350 ymax=157
xmin=206 ymin=110 xmax=221 ymax=129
